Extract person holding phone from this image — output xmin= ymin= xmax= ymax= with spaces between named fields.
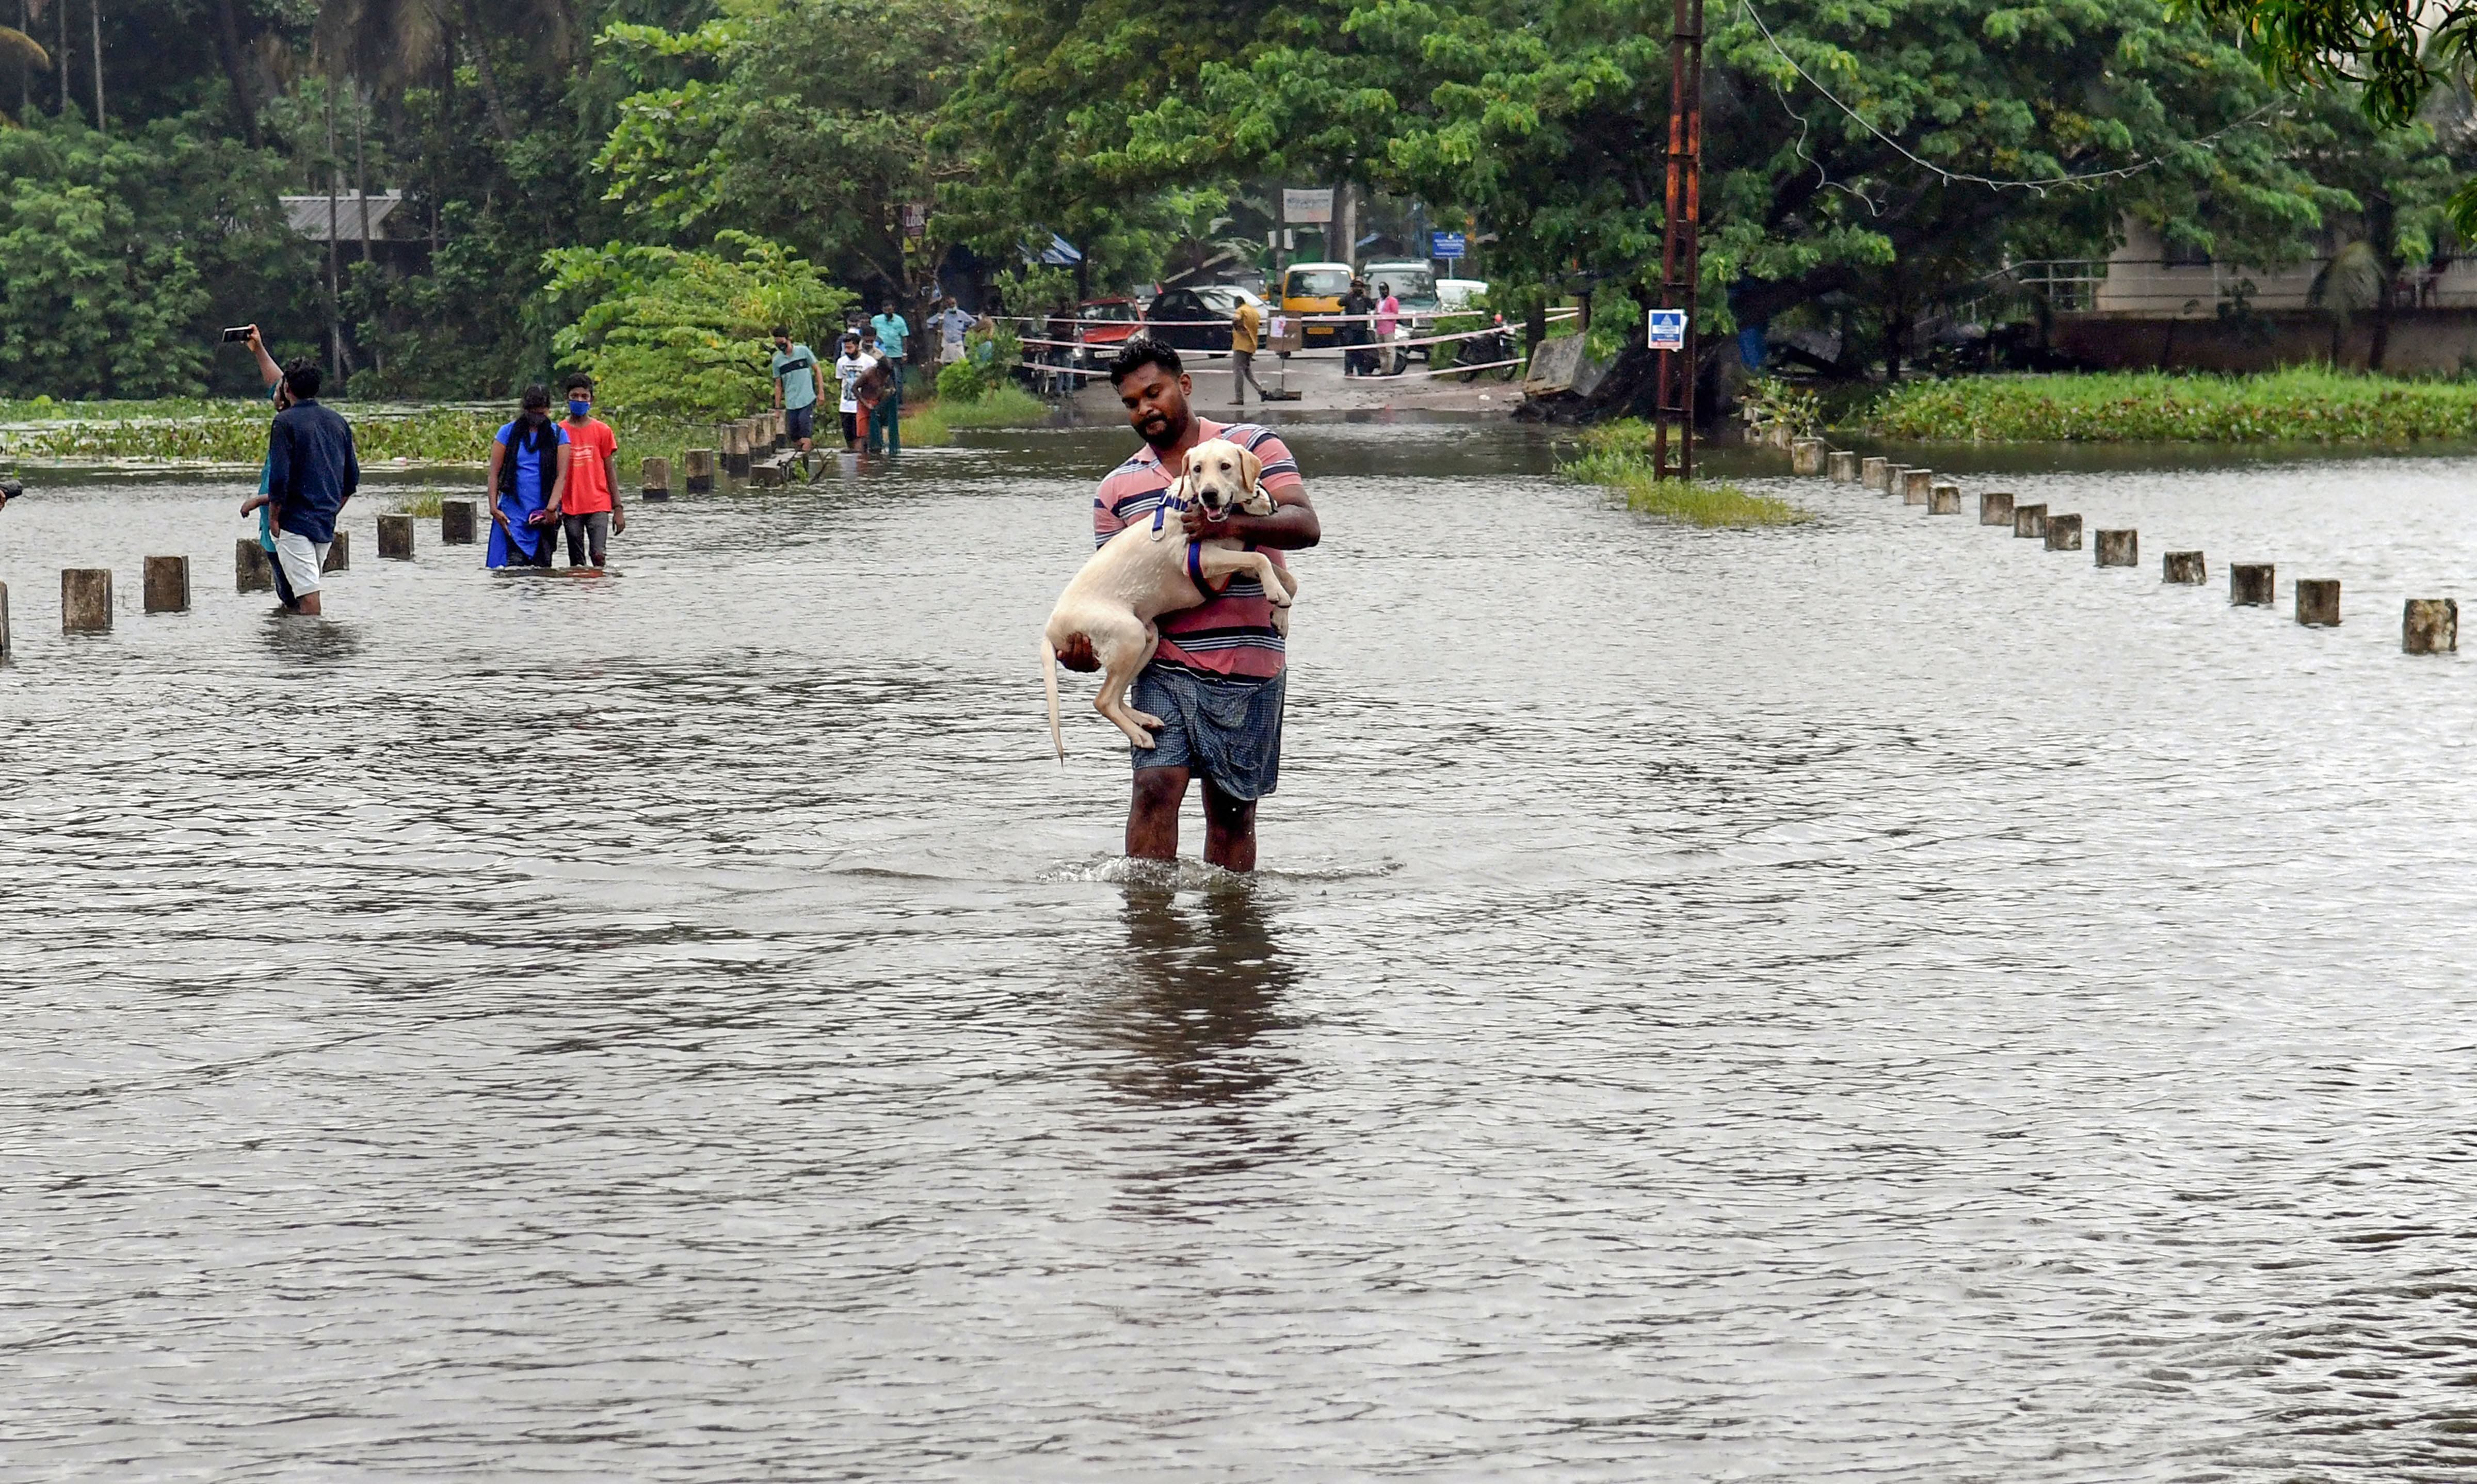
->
xmin=230 ymin=325 xmax=308 ymax=608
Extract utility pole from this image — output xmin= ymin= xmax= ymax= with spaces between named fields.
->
xmin=1652 ymin=0 xmax=1704 ymax=482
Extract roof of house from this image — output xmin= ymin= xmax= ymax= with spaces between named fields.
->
xmin=280 ymin=191 xmax=405 ymax=241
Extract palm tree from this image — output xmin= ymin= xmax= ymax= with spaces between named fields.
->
xmin=1 ymin=21 xmax=48 ymax=126
xmin=311 ymin=0 xmax=581 ymax=145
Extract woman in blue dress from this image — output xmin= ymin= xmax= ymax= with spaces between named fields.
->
xmin=486 ymin=385 xmax=568 ymax=568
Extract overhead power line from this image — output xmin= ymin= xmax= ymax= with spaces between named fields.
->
xmin=1736 ymin=0 xmax=2286 ymax=195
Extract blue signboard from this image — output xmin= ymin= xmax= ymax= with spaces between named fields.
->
xmin=1430 ymin=231 xmax=1467 ymax=260
xmin=1648 ymin=308 xmax=1688 ymax=352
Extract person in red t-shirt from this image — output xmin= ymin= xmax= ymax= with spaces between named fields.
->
xmin=552 ymin=372 xmax=625 ymax=567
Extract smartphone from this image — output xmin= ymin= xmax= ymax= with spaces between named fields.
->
xmin=220 ymin=326 xmax=253 ymax=343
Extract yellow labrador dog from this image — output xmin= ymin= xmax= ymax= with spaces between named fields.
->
xmin=1042 ymin=438 xmax=1299 ymax=760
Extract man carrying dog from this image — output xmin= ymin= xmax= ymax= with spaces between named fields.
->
xmin=1057 ymin=337 xmax=1320 ymax=872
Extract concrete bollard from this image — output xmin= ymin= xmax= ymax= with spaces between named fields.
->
xmin=1862 ymin=456 xmax=1890 ymax=491
xmin=2095 ymin=529 xmax=2137 ymax=567
xmin=441 ymin=499 xmax=477 ymax=544
xmin=771 ymin=412 xmax=788 ymax=450
xmin=1928 ymin=481 xmax=1961 ymax=514
xmin=1791 ymin=438 xmax=1825 ymax=475
xmin=237 ymin=538 xmax=274 ymax=592
xmin=1766 ymin=422 xmax=1793 ymax=450
xmin=61 ymin=568 xmax=112 ymax=633
xmin=0 ymin=580 xmax=11 ymax=659
xmin=641 ymin=456 xmax=671 ymax=502
xmin=2230 ymin=562 xmax=2274 ymax=606
xmin=2295 ymin=578 xmax=2340 ymax=627
xmin=2404 ymin=599 xmax=2458 ymax=654
xmin=2045 ymin=513 xmax=2083 ymax=551
xmin=1901 ymin=468 xmax=1933 ymax=504
xmin=726 ymin=425 xmax=753 ymax=479
xmin=2013 ymin=503 xmax=2047 ymax=539
xmin=378 ymin=513 xmax=415 ymax=560
xmin=1828 ymin=450 xmax=1858 ymax=481
xmin=324 ymin=532 xmax=349 ymax=572
xmin=2163 ymin=551 xmax=2207 ymax=584
xmin=685 ymin=448 xmax=715 ymax=493
xmin=1980 ymin=491 xmax=2014 ymax=526
xmin=142 ymin=555 xmax=189 ymax=614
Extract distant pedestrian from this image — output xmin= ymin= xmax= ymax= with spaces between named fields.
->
xmin=486 ymin=385 xmax=565 ymax=570
xmin=555 ymin=373 xmax=624 ymax=568
xmin=770 ymin=327 xmax=822 ymax=455
xmin=1341 ymin=279 xmax=1373 ymax=377
xmin=1375 ymin=282 xmax=1403 ymax=375
xmin=931 ymin=296 xmax=973 ymax=367
xmin=261 ymin=359 xmax=359 ymax=618
xmin=1230 ymin=294 xmax=1267 ymax=405
xmin=858 ymin=331 xmax=900 ymax=456
xmin=869 ymin=301 xmax=910 ymax=448
xmin=832 ymin=330 xmax=873 ymax=450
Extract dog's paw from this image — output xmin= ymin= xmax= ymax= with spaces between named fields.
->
xmin=1130 ymin=710 xmax=1167 ymax=729
xmin=1130 ymin=731 xmax=1158 ymax=749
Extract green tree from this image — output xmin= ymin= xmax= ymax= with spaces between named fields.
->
xmin=544 ymin=230 xmax=856 ymax=418
xmin=0 ymin=113 xmax=303 ymax=397
xmin=595 ymin=0 xmax=979 ymax=303
xmin=2183 ymin=0 xmax=2477 ymax=231
xmin=950 ymin=0 xmax=2453 ymax=377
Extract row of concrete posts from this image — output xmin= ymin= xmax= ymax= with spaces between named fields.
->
xmin=1789 ymin=438 xmax=2458 ymax=655
xmin=4 ymin=410 xmax=798 ymax=655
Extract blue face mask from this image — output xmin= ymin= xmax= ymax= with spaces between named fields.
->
xmin=567 ymin=398 xmax=590 ymax=416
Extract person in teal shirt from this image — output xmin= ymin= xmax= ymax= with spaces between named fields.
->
xmin=867 ymin=303 xmax=909 ymax=456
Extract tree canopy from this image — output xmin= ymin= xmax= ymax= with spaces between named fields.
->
xmin=0 ymin=0 xmax=2468 ymax=401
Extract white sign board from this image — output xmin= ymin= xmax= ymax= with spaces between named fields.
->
xmin=1282 ymin=187 xmax=1336 ymax=224
xmin=1648 ymin=308 xmax=1688 ymax=352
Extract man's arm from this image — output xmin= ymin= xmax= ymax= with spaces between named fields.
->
xmin=265 ymin=418 xmax=291 ymax=523
xmin=1183 ymin=485 xmax=1318 ymax=549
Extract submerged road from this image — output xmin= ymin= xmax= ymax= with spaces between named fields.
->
xmin=6 ymin=426 xmax=2477 ymax=1479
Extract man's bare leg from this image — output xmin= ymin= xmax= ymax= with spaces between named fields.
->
xmin=1201 ymin=781 xmax=1257 ymax=872
xmin=295 ymin=591 xmax=323 ymax=617
xmin=1128 ymin=766 xmax=1187 ymax=860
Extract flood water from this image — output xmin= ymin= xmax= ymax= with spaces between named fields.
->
xmin=9 ymin=424 xmax=2477 ymax=1479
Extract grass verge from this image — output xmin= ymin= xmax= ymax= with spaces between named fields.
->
xmin=901 ymin=384 xmax=1051 ymax=447
xmin=1564 ymin=424 xmax=1809 ymax=528
xmin=1870 ymin=368 xmax=2477 ymax=443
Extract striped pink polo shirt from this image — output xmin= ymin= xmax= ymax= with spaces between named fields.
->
xmin=1091 ymin=419 xmax=1304 ymax=680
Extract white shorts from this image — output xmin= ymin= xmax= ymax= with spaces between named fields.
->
xmin=272 ymin=528 xmax=329 ymax=598
xmin=941 ymin=341 xmax=966 ymax=364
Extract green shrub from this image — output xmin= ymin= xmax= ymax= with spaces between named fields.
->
xmin=1563 ymin=426 xmax=1809 ymax=527
xmin=937 ymin=356 xmax=993 ymax=402
xmin=544 ymin=230 xmax=855 ymax=422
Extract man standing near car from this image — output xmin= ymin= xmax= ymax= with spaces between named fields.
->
xmin=1054 ymin=337 xmax=1321 ymax=872
xmin=262 ymin=360 xmax=359 ymax=618
xmin=1230 ymin=294 xmax=1268 ymax=406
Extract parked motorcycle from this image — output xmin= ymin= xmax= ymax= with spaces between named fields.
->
xmin=1458 ymin=316 xmax=1521 ymax=382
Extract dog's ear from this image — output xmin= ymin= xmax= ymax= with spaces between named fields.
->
xmin=1238 ymin=446 xmax=1278 ymax=518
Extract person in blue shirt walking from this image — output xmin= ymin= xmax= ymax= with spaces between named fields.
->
xmin=262 ymin=361 xmax=360 ymax=617
xmin=484 ymin=385 xmax=568 ymax=569
xmin=868 ymin=301 xmax=909 ymax=456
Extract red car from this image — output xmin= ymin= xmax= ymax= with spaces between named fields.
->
xmin=1072 ymin=297 xmax=1142 ymax=367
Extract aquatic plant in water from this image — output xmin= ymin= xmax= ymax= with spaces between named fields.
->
xmin=1871 ymin=368 xmax=2477 ymax=443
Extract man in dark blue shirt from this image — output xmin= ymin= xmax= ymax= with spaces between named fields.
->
xmin=263 ymin=360 xmax=359 ymax=616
